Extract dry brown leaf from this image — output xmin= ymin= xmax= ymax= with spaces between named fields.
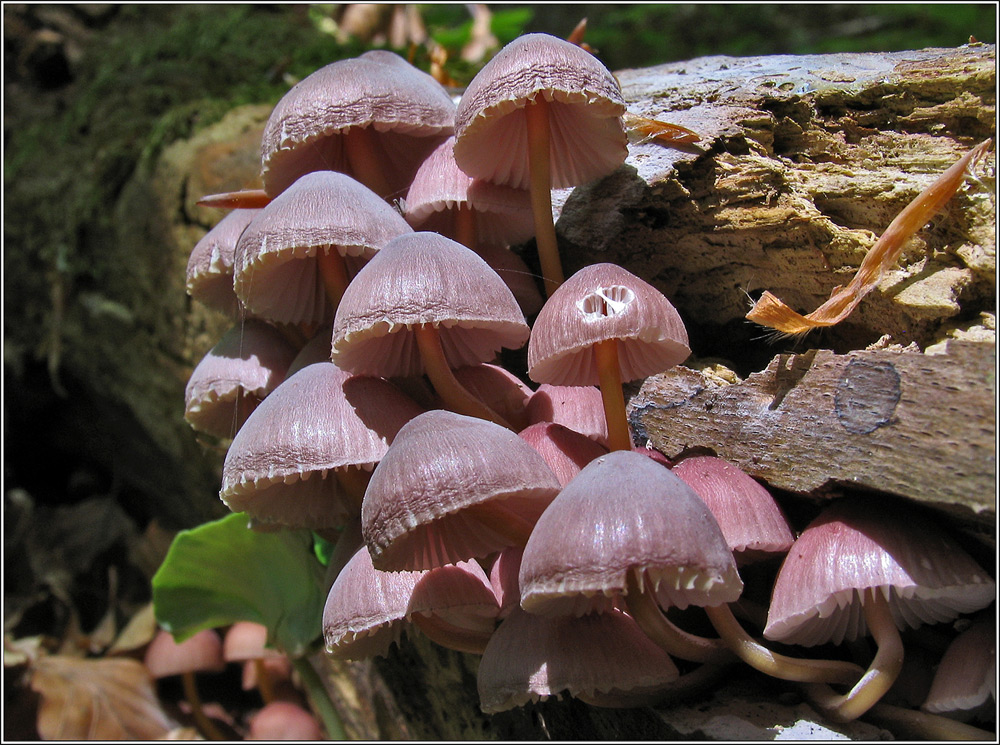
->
xmin=746 ymin=138 xmax=993 ymax=335
xmin=31 ymin=655 xmax=175 ymax=740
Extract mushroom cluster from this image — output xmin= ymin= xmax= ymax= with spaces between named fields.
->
xmin=179 ymin=31 xmax=995 ymax=737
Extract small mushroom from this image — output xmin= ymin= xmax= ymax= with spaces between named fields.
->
xmin=525 ymin=382 xmax=609 ymax=447
xmin=454 ymin=33 xmax=627 ymax=294
xmin=361 ymin=410 xmax=561 ymax=571
xmin=518 ymin=421 xmax=608 ymax=487
xmin=528 ymin=263 xmax=690 ymax=451
xmin=922 ymin=618 xmax=995 ymax=721
xmin=222 ymin=621 xmax=294 ymax=705
xmin=246 ymin=701 xmax=323 ymax=741
xmin=144 ymin=629 xmax=227 ymax=740
xmin=185 ymin=208 xmax=261 ymax=317
xmin=765 ymin=498 xmax=996 ymax=722
xmin=260 ymin=50 xmax=456 ymax=201
xmin=330 ymin=231 xmax=530 ymax=426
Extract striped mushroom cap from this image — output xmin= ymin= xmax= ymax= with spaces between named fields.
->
xmin=922 ymin=618 xmax=995 ymax=717
xmin=186 ymin=208 xmax=260 ymax=317
xmin=454 ymin=33 xmax=627 ymax=190
xmin=764 ymin=499 xmax=996 ymax=647
xmin=527 ymin=263 xmax=690 ymax=386
xmin=519 ymin=449 xmax=742 ymax=617
xmin=361 ymin=410 xmax=561 ymax=571
xmin=518 ymin=421 xmax=609 ymax=488
xmin=184 ymin=320 xmax=298 ymax=439
xmin=261 ymin=50 xmax=455 ymax=200
xmin=220 ymin=362 xmax=424 ymax=530
xmin=525 ymin=383 xmax=609 ymax=446
xmin=477 ymin=606 xmax=678 ymax=714
xmin=672 ymin=455 xmax=794 ymax=563
xmin=234 ymin=171 xmax=412 ymax=326
xmin=404 ymin=136 xmax=535 ymax=248
xmin=331 ymin=232 xmax=530 ymax=377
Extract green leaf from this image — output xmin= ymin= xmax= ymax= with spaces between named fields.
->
xmin=152 ymin=513 xmax=325 ymax=657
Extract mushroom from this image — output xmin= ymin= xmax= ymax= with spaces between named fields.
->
xmin=361 ymin=410 xmax=561 ymax=571
xmin=322 ymin=544 xmax=499 ymax=659
xmin=527 ymin=263 xmax=690 ymax=451
xmin=454 ymin=33 xmax=628 ymax=294
xmin=518 ymin=450 xmax=866 ymax=686
xmin=451 ymin=363 xmax=533 ymax=433
xmin=220 ymin=362 xmax=424 ymax=529
xmin=233 ymin=171 xmax=413 ymax=326
xmin=222 ymin=621 xmax=294 ymax=705
xmin=765 ymin=498 xmax=996 ymax=722
xmin=922 ymin=618 xmax=995 ymax=721
xmin=525 ymin=382 xmax=609 ymax=447
xmin=184 ymin=320 xmax=298 ymax=440
xmin=330 ymin=231 xmax=530 ymax=427
xmin=185 ymin=208 xmax=261 ymax=317
xmin=144 ymin=628 xmax=227 ymax=740
xmin=670 ymin=455 xmax=794 ymax=565
xmin=246 ymin=701 xmax=323 ymax=741
xmin=260 ymin=50 xmax=456 ymax=201
xmin=518 ymin=421 xmax=609 ymax=487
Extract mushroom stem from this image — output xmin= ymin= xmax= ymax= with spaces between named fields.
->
xmin=413 ymin=323 xmax=513 ymax=429
xmin=317 ymin=247 xmax=351 ymax=310
xmin=453 ymin=204 xmax=478 ymax=252
xmin=704 ymin=602 xmax=866 ymax=686
xmin=864 ymin=702 xmax=996 ymax=741
xmin=524 ymin=94 xmax=563 ymax=296
xmin=593 ymin=338 xmax=632 ymax=451
xmin=196 ymin=188 xmax=272 ymax=209
xmin=181 ymin=670 xmax=226 ymax=740
xmin=802 ymin=589 xmax=905 ymax=722
xmin=410 ymin=613 xmax=493 ymax=655
xmin=344 ymin=125 xmax=393 ymax=201
xmin=625 ymin=571 xmax=733 ymax=664
xmin=251 ymin=658 xmax=277 ymax=704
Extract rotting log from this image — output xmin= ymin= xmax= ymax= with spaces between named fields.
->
xmin=629 ymin=341 xmax=996 ymax=546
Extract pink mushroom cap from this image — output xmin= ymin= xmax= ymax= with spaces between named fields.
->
xmin=186 ymin=208 xmax=260 ymax=317
xmin=144 ymin=629 xmax=225 ymax=679
xmin=260 ymin=50 xmax=456 ymax=199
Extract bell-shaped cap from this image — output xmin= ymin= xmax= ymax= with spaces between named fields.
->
xmin=247 ymin=702 xmax=322 ymax=741
xmin=362 ymin=410 xmax=561 ymax=571
xmin=470 ymin=243 xmax=544 ymax=319
xmin=527 ymin=263 xmax=690 ymax=386
xmin=672 ymin=455 xmax=794 ymax=563
xmin=476 ymin=606 xmax=678 ymax=714
xmin=234 ymin=171 xmax=413 ymax=326
xmin=764 ymin=499 xmax=996 ymax=647
xmin=331 ymin=232 xmax=530 ymax=377
xmin=144 ymin=629 xmax=225 ymax=679
xmin=404 ymin=136 xmax=535 ymax=247
xmin=922 ymin=618 xmax=995 ymax=716
xmin=525 ymin=383 xmax=609 ymax=446
xmin=222 ymin=621 xmax=283 ymax=663
xmin=220 ymin=362 xmax=424 ymax=529
xmin=518 ymin=421 xmax=609 ymax=487
xmin=323 ymin=545 xmax=498 ymax=660
xmin=186 ymin=208 xmax=260 ymax=316
xmin=184 ymin=321 xmax=298 ymax=439
xmin=261 ymin=50 xmax=456 ymax=199
xmin=519 ymin=450 xmax=742 ymax=617
xmin=454 ymin=33 xmax=627 ymax=190
xmin=452 ymin=363 xmax=532 ymax=432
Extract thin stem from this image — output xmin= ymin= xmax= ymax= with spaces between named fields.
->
xmin=865 ymin=702 xmax=996 ymax=741
xmin=625 ymin=571 xmax=733 ymax=664
xmin=292 ymin=655 xmax=347 ymax=740
xmin=524 ymin=94 xmax=563 ymax=296
xmin=453 ymin=204 xmax=478 ymax=251
xmin=593 ymin=338 xmax=632 ymax=451
xmin=413 ymin=323 xmax=512 ymax=429
xmin=181 ymin=671 xmax=226 ymax=740
xmin=252 ymin=658 xmax=276 ymax=704
xmin=704 ymin=602 xmax=865 ymax=686
xmin=344 ymin=126 xmax=392 ymax=200
xmin=803 ymin=589 xmax=905 ymax=722
xmin=316 ymin=248 xmax=350 ymax=311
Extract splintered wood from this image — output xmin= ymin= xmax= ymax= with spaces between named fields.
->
xmin=746 ymin=139 xmax=994 ymax=335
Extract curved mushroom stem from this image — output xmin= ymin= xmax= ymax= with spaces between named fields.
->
xmin=704 ymin=603 xmax=866 ymax=686
xmin=410 ymin=613 xmax=494 ymax=655
xmin=344 ymin=125 xmax=392 ymax=201
xmin=196 ymin=188 xmax=272 ymax=209
xmin=317 ymin=247 xmax=351 ymax=310
xmin=413 ymin=323 xmax=513 ymax=429
xmin=453 ymin=204 xmax=479 ymax=252
xmin=524 ymin=94 xmax=563 ymax=296
xmin=625 ymin=571 xmax=733 ymax=664
xmin=802 ymin=589 xmax=905 ymax=722
xmin=181 ymin=671 xmax=226 ymax=740
xmin=593 ymin=338 xmax=632 ymax=451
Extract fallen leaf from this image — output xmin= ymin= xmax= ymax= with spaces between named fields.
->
xmin=31 ymin=655 xmax=175 ymax=739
